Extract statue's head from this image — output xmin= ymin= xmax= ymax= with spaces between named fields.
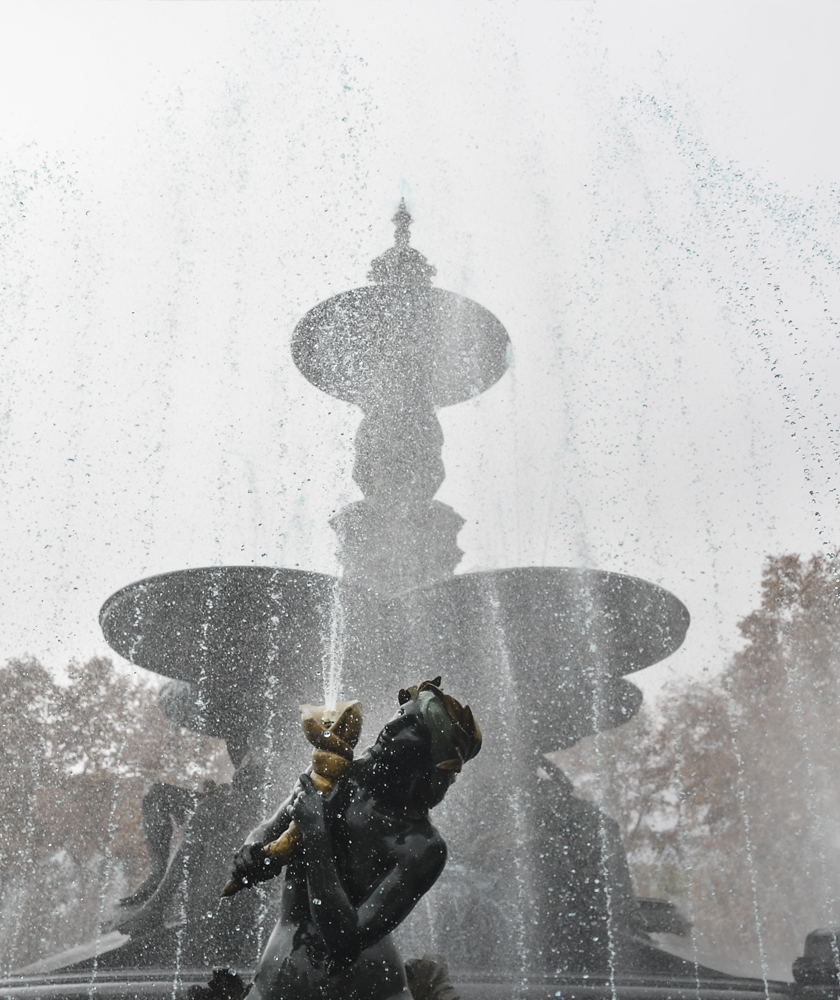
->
xmin=369 ymin=677 xmax=482 ymax=809
xmin=398 ymin=678 xmax=482 ymax=771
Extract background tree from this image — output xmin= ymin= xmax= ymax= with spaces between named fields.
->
xmin=0 ymin=656 xmax=228 ymax=973
xmin=554 ymin=552 xmax=840 ymax=981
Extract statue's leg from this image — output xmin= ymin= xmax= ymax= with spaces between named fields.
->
xmin=117 ymin=827 xmax=206 ymax=935
xmin=247 ymin=921 xmax=414 ymax=1000
xmin=119 ymin=783 xmax=200 ymax=906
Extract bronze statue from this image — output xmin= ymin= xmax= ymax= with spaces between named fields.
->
xmin=119 ymin=734 xmax=250 ymax=910
xmin=224 ymin=678 xmax=481 ymax=1000
xmin=113 ymin=743 xmax=269 ymax=960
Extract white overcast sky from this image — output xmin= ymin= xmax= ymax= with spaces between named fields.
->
xmin=1 ymin=1 xmax=839 ymax=696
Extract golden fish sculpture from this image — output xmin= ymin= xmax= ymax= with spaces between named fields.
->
xmin=221 ymin=700 xmax=362 ymax=898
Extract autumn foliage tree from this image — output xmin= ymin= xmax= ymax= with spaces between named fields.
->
xmin=0 ymin=656 xmax=227 ymax=973
xmin=555 ymin=552 xmax=840 ymax=981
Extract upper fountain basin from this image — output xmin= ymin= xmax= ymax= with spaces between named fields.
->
xmin=291 ymin=285 xmax=510 ymax=409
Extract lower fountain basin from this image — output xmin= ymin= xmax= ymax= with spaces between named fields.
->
xmin=0 ymin=967 xmax=794 ymax=1000
xmin=100 ymin=565 xmax=688 ymax=750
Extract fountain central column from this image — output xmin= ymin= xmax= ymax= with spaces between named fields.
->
xmin=292 ymin=201 xmax=508 ymax=595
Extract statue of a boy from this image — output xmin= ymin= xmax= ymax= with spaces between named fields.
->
xmin=228 ymin=678 xmax=481 ymax=1000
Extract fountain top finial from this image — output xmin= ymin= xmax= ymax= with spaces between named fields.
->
xmin=393 ymin=198 xmax=412 ymax=248
xmin=291 ymin=202 xmax=510 ymax=410
xmin=367 ymin=200 xmax=436 ymax=286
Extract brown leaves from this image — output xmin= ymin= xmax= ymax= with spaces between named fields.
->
xmin=553 ymin=550 xmax=840 ymax=977
xmin=0 ymin=655 xmax=227 ymax=970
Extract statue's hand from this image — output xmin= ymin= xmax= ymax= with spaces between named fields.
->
xmin=231 ymin=842 xmax=279 ymax=885
xmin=291 ymin=773 xmax=327 ymax=838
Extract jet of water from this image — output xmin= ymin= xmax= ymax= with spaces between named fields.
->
xmin=323 ymin=581 xmax=346 ymax=711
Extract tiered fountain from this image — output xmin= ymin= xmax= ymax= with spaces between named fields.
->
xmin=4 ymin=204 xmax=810 ymax=999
